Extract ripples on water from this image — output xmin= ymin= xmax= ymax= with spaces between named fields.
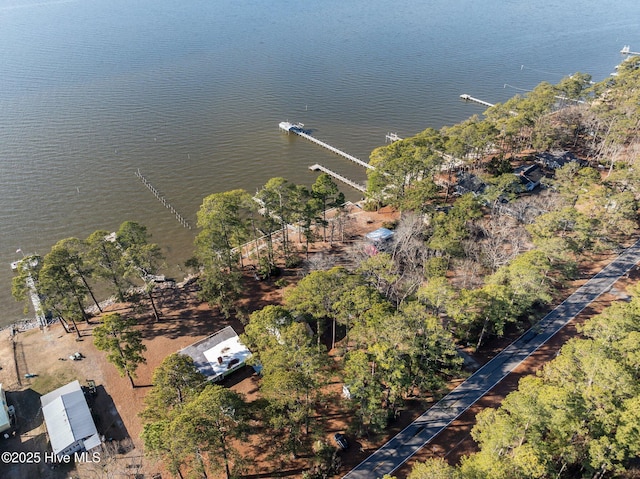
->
xmin=0 ymin=0 xmax=638 ymax=326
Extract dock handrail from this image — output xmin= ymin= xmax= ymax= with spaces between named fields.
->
xmin=309 ymin=164 xmax=366 ymax=193
xmin=279 ymin=122 xmax=374 ymax=170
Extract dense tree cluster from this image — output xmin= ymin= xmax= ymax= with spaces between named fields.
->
xmin=400 ymin=285 xmax=640 ymax=479
xmin=241 ymin=267 xmax=463 ymax=438
xmin=367 ymin=67 xmax=640 ymax=211
xmin=193 ymin=173 xmax=345 ymax=317
xmin=12 ymin=221 xmax=164 ymax=333
xmin=141 ymin=354 xmax=247 ymax=479
xmin=11 ymin=221 xmax=162 ymax=384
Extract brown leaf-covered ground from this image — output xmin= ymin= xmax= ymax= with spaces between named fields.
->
xmin=1 ymin=209 xmax=637 ymax=479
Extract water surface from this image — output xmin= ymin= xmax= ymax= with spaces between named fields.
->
xmin=1 ymin=0 xmax=638 ymax=327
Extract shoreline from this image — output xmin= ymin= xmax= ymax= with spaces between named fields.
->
xmin=1 ymin=202 xmax=363 ymax=333
xmin=0 ymin=274 xmax=198 ymax=334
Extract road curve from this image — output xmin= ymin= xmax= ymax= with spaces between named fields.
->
xmin=343 ymin=237 xmax=640 ymax=479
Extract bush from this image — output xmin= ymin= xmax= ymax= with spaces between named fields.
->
xmin=285 ymin=254 xmax=302 ymax=268
xmin=381 ymin=220 xmax=398 ymax=230
xmin=362 ymin=200 xmax=379 ymax=212
xmin=424 ymin=256 xmax=449 ymax=278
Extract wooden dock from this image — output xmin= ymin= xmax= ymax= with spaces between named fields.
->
xmin=621 ymin=45 xmax=640 ymax=55
xmin=135 ymin=169 xmax=192 ymax=229
xmin=279 ymin=121 xmax=374 ymax=170
xmin=460 ymin=94 xmax=495 ymax=108
xmin=385 ymin=132 xmax=403 ymax=143
xmin=11 ymin=257 xmax=48 ymax=328
xmin=309 ymin=164 xmax=366 ymax=193
xmin=26 ymin=275 xmax=47 ymax=328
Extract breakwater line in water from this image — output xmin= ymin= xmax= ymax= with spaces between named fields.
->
xmin=135 ymin=169 xmax=192 ymax=229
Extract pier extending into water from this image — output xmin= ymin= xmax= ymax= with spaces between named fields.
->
xmin=309 ymin=164 xmax=366 ymax=193
xmin=27 ymin=275 xmax=46 ymax=328
xmin=460 ymin=94 xmax=495 ymax=108
xmin=10 ymin=257 xmax=48 ymax=329
xmin=135 ymin=169 xmax=192 ymax=229
xmin=621 ymin=45 xmax=640 ymax=55
xmin=385 ymin=132 xmax=403 ymax=143
xmin=279 ymin=121 xmax=374 ymax=170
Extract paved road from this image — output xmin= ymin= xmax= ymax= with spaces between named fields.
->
xmin=343 ymin=238 xmax=640 ymax=479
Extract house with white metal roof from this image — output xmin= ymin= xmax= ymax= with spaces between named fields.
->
xmin=179 ymin=326 xmax=251 ymax=381
xmin=40 ymin=380 xmax=101 ymax=458
xmin=0 ymin=384 xmax=11 ymax=435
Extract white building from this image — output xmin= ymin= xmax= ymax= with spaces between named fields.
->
xmin=0 ymin=384 xmax=11 ymax=435
xmin=179 ymin=326 xmax=252 ymax=381
xmin=40 ymin=380 xmax=101 ymax=458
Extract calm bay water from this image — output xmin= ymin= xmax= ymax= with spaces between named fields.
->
xmin=0 ymin=0 xmax=638 ymax=327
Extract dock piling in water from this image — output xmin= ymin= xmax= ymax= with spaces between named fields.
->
xmin=135 ymin=169 xmax=192 ymax=229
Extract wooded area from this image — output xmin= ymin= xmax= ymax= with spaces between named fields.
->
xmin=12 ymin=58 xmax=640 ymax=478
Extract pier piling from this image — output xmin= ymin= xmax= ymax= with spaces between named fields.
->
xmin=135 ymin=169 xmax=192 ymax=230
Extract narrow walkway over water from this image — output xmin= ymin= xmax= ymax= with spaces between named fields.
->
xmin=10 ymin=258 xmax=47 ymax=328
xmin=460 ymin=94 xmax=495 ymax=108
xmin=309 ymin=164 xmax=366 ymax=193
xmin=385 ymin=132 xmax=403 ymax=143
xmin=22 ymin=275 xmax=47 ymax=329
xmin=621 ymin=45 xmax=640 ymax=55
xmin=279 ymin=121 xmax=374 ymax=170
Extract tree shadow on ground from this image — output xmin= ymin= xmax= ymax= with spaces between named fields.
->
xmin=89 ymin=384 xmax=131 ymax=447
xmin=219 ymin=365 xmax=258 ymax=391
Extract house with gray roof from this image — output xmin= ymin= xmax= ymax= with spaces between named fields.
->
xmin=40 ymin=380 xmax=101 ymax=459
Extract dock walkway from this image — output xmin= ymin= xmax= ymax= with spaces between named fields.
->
xmin=279 ymin=121 xmax=374 ymax=170
xmin=309 ymin=164 xmax=366 ymax=193
xmin=621 ymin=45 xmax=640 ymax=55
xmin=10 ymin=258 xmax=48 ymax=328
xmin=26 ymin=276 xmax=46 ymax=328
xmin=460 ymin=94 xmax=495 ymax=108
xmin=385 ymin=132 xmax=402 ymax=143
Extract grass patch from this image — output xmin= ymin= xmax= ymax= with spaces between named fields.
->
xmin=30 ymin=368 xmax=78 ymax=396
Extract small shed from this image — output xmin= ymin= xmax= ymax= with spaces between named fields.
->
xmin=365 ymin=227 xmax=395 ymax=243
xmin=40 ymin=380 xmax=101 ymax=459
xmin=364 ymin=227 xmax=395 ymax=255
xmin=179 ymin=326 xmax=252 ymax=382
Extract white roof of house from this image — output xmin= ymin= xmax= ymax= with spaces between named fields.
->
xmin=41 ymin=380 xmax=100 ymax=457
xmin=365 ymin=227 xmax=394 ymax=242
xmin=179 ymin=326 xmax=251 ymax=381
